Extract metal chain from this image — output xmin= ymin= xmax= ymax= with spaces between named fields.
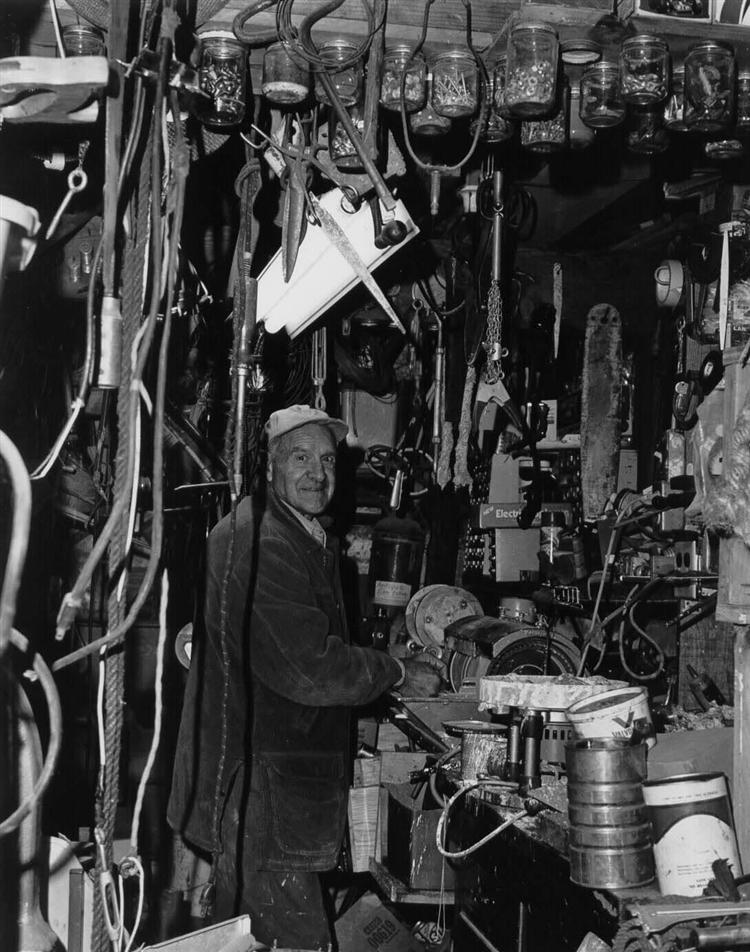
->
xmin=311 ymin=327 xmax=327 ymax=410
xmin=482 ymin=280 xmax=505 ymax=383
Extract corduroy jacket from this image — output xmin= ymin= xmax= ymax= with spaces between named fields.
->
xmin=167 ymin=488 xmax=401 ymax=870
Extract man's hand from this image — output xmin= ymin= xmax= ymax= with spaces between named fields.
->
xmin=399 ymin=657 xmax=442 ymax=698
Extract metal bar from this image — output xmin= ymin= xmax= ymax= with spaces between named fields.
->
xmin=459 ymin=910 xmax=504 ymax=952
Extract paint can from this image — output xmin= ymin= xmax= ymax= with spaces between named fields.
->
xmin=642 ymin=772 xmax=743 ymax=896
xmin=567 ymin=685 xmax=656 ymax=748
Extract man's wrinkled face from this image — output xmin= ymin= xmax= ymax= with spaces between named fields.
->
xmin=268 ymin=423 xmax=337 ymax=517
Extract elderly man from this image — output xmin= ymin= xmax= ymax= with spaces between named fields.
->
xmin=168 ymin=405 xmax=441 ymax=949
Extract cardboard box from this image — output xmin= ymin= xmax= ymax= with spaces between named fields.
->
xmin=385 ymin=782 xmax=456 ymax=891
xmin=348 ymin=785 xmax=383 ymax=873
xmin=336 ymin=892 xmax=421 ymax=952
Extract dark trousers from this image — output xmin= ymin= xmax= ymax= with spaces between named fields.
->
xmin=214 ymin=765 xmax=334 ymax=950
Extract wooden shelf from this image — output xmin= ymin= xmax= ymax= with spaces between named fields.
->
xmin=368 ymin=858 xmax=455 ymax=906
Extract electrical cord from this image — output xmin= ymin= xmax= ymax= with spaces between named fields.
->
xmin=0 ymin=431 xmax=32 ymax=658
xmin=233 ymin=0 xmax=280 ymax=46
xmin=621 ymin=599 xmax=666 ymax=682
xmin=436 ymin=779 xmax=528 ymax=860
xmin=54 ymin=59 xmax=187 ymax=663
xmin=0 ymin=629 xmax=63 ymax=838
xmin=281 ymin=0 xmax=378 ymax=70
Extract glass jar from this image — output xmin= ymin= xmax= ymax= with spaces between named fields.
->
xmin=314 ymin=38 xmax=363 ymax=106
xmin=664 ymin=64 xmax=689 ymax=132
xmin=626 ymin=107 xmax=669 ymax=154
xmin=261 ymin=42 xmax=310 ymax=105
xmin=197 ymin=30 xmax=247 ymax=127
xmin=328 ymin=105 xmax=366 ymax=171
xmin=737 ymin=71 xmax=750 ymax=132
xmin=684 ymin=42 xmax=735 ymax=133
xmin=580 ymin=62 xmax=625 ymax=128
xmin=520 ymin=80 xmax=569 ymax=152
xmin=505 ymin=20 xmax=559 ymax=117
xmin=62 ymin=23 xmax=105 ymax=55
xmin=568 ymin=86 xmax=594 ymax=149
xmin=410 ymin=98 xmax=451 ymax=136
xmin=470 ymin=105 xmax=515 ymax=143
xmin=380 ymin=45 xmax=427 ymax=113
xmin=620 ymin=34 xmax=669 ymax=105
xmin=493 ymin=54 xmax=512 ymax=117
xmin=430 ymin=49 xmax=479 ymax=118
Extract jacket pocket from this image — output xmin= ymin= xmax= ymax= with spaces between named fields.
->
xmin=261 ymin=751 xmax=347 ymax=868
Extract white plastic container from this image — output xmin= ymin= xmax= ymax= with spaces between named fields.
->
xmin=567 ymin=685 xmax=655 ymax=748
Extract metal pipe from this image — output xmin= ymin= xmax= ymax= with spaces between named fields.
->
xmin=491 ymin=170 xmax=503 ymax=284
xmin=317 ymin=71 xmax=397 ymax=212
xmin=458 ymin=911 xmax=503 ymax=952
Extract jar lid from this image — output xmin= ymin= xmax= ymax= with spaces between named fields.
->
xmin=622 ymin=33 xmax=668 ymax=49
xmin=686 ymin=40 xmax=733 ymax=55
xmin=198 ymin=28 xmax=242 ymax=40
xmin=511 ymin=20 xmax=558 ymax=36
xmin=432 ymin=47 xmax=476 ymax=62
xmin=560 ymin=38 xmax=602 ymax=65
xmin=385 ymin=43 xmax=417 ymax=55
xmin=62 ymin=23 xmax=104 ymax=37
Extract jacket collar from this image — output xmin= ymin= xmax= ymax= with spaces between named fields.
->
xmin=266 ymin=488 xmax=332 ymax=557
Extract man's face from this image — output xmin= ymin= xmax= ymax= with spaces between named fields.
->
xmin=268 ymin=423 xmax=337 ymax=517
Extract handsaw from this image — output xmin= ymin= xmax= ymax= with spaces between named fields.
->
xmin=307 ymin=192 xmax=406 ymax=334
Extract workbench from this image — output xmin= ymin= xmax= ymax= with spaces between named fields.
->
xmin=445 ymin=789 xmax=660 ymax=952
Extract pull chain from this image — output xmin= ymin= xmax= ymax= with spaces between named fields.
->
xmin=311 ymin=327 xmax=327 ymax=410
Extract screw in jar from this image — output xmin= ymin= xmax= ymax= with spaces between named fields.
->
xmin=520 ymin=80 xmax=569 ymax=153
xmin=580 ymin=62 xmax=625 ymax=129
xmin=505 ymin=19 xmax=559 ymax=118
xmin=620 ymin=35 xmax=669 ymax=105
xmin=626 ymin=106 xmax=669 ymax=154
xmin=314 ymin=38 xmax=363 ymax=107
xmin=62 ymin=23 xmax=106 ymax=55
xmin=430 ymin=49 xmax=479 ymax=118
xmin=262 ymin=42 xmax=310 ymax=105
xmin=327 ymin=104 xmax=366 ymax=171
xmin=492 ymin=55 xmax=512 ymax=117
xmin=664 ymin=62 xmax=689 ymax=133
xmin=684 ymin=42 xmax=735 ymax=133
xmin=197 ymin=30 xmax=248 ymax=127
xmin=380 ymin=45 xmax=427 ymax=113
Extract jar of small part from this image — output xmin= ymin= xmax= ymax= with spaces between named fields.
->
xmin=328 ymin=104 xmax=366 ymax=171
xmin=684 ymin=42 xmax=735 ymax=133
xmin=493 ymin=55 xmax=511 ymax=117
xmin=580 ymin=62 xmax=625 ymax=128
xmin=430 ymin=49 xmax=479 ymax=118
xmin=620 ymin=35 xmax=669 ymax=105
xmin=626 ymin=107 xmax=669 ymax=154
xmin=520 ymin=79 xmax=569 ymax=152
xmin=314 ymin=38 xmax=363 ymax=107
xmin=380 ymin=45 xmax=427 ymax=112
xmin=197 ymin=30 xmax=248 ymax=127
xmin=505 ymin=19 xmax=559 ymax=118
xmin=262 ymin=42 xmax=310 ymax=105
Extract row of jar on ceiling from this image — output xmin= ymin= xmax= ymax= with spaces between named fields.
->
xmin=61 ymin=19 xmax=750 ymax=160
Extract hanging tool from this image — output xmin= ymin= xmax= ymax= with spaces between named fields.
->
xmin=307 ymin=192 xmax=406 ymax=333
xmin=397 ymin=0 xmax=488 ymax=217
xmin=311 ymin=327 xmax=328 ymax=410
xmin=482 ymin=169 xmax=508 ymax=384
xmin=280 ymin=115 xmax=310 ymax=283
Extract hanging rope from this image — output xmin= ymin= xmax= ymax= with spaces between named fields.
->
xmin=454 ymin=364 xmax=476 ymax=489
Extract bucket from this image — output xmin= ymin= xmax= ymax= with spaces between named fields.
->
xmin=443 ymin=720 xmax=506 ymax=781
xmin=642 ymin=772 xmax=743 ymax=896
xmin=567 ymin=686 xmax=655 ymax=748
xmin=566 ymin=738 xmax=654 ymax=889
